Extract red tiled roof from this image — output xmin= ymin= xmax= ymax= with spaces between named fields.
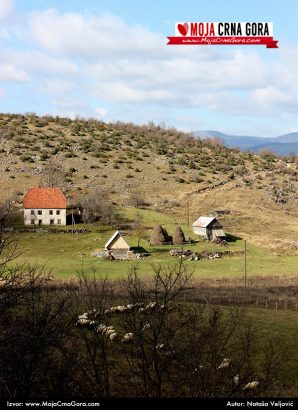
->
xmin=23 ymin=187 xmax=67 ymax=209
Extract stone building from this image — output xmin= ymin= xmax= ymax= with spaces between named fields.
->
xmin=23 ymin=187 xmax=67 ymax=226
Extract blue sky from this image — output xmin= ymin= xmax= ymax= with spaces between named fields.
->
xmin=1 ymin=0 xmax=298 ymax=136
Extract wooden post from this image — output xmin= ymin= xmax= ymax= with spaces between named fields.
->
xmin=72 ymin=209 xmax=76 ymax=236
xmin=187 ymin=199 xmax=190 ymax=228
xmin=244 ymin=240 xmax=247 ymax=288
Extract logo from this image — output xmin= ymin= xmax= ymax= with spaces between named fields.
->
xmin=167 ymin=22 xmax=278 ymax=48
xmin=177 ymin=23 xmax=189 ymax=36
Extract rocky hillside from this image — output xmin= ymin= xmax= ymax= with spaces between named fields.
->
xmin=0 ymin=113 xmax=297 ymax=253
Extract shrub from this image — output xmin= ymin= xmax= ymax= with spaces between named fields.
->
xmin=20 ymin=155 xmax=34 ymax=163
xmin=40 ymin=153 xmax=49 ymax=161
xmin=175 ymin=176 xmax=185 ymax=183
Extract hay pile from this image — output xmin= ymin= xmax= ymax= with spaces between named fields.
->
xmin=172 ymin=226 xmax=185 ymax=245
xmin=150 ymin=225 xmax=171 ymax=245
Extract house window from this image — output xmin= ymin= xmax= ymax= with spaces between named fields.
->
xmin=57 ymin=219 xmax=61 ymax=225
xmin=38 ymin=210 xmax=42 ymax=215
xmin=56 ymin=210 xmax=60 ymax=215
xmin=31 ymin=210 xmax=34 ymax=215
xmin=30 ymin=219 xmax=35 ymax=225
xmin=38 ymin=220 xmax=42 ymax=225
xmin=49 ymin=210 xmax=53 ymax=215
xmin=50 ymin=219 xmax=54 ymax=225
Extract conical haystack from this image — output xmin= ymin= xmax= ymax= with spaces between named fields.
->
xmin=150 ymin=225 xmax=170 ymax=245
xmin=172 ymin=226 xmax=185 ymax=245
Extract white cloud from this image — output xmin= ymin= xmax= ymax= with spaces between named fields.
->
xmin=28 ymin=10 xmax=163 ymax=60
xmin=0 ymin=64 xmax=28 ymax=82
xmin=94 ymin=82 xmax=172 ymax=103
xmin=252 ymin=86 xmax=288 ymax=105
xmin=1 ymin=7 xmax=298 ymax=134
xmin=0 ymin=0 xmax=13 ymax=20
xmin=37 ymin=79 xmax=74 ymax=95
xmin=23 ymin=8 xmax=277 ymax=112
xmin=0 ymin=28 xmax=10 ymax=39
xmin=1 ymin=50 xmax=78 ymax=76
xmin=94 ymin=107 xmax=108 ymax=118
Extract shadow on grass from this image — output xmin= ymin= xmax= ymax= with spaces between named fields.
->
xmin=130 ymin=246 xmax=150 ymax=255
xmin=225 ymin=233 xmax=242 ymax=242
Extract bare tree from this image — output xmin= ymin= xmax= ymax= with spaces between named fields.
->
xmin=131 ymin=213 xmax=148 ymax=248
xmin=115 ymin=260 xmax=288 ymax=398
xmin=130 ymin=192 xmax=148 ymax=209
xmin=79 ymin=189 xmax=114 ymax=224
xmin=0 ymin=248 xmax=291 ymax=399
xmin=40 ymin=160 xmax=65 ymax=188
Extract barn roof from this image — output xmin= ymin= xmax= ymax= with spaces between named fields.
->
xmin=23 ymin=187 xmax=67 ymax=209
xmin=192 ymin=216 xmax=216 ymax=228
xmin=104 ymin=230 xmax=130 ymax=250
xmin=213 ymin=229 xmax=226 ymax=237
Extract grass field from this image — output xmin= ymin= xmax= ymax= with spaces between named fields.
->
xmin=240 ymin=307 xmax=298 ymax=387
xmin=9 ymin=206 xmax=298 ymax=279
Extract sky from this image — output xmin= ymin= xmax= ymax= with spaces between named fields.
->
xmin=0 ymin=0 xmax=298 ymax=137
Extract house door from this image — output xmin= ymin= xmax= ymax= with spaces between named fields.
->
xmin=206 ymin=228 xmax=212 ymax=240
xmin=38 ymin=220 xmax=42 ymax=225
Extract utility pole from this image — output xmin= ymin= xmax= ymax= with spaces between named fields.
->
xmin=244 ymin=240 xmax=247 ymax=288
xmin=187 ymin=200 xmax=190 ymax=228
xmin=72 ymin=209 xmax=75 ymax=236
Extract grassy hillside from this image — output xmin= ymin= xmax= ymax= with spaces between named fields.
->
xmin=0 ymin=113 xmax=297 ymax=256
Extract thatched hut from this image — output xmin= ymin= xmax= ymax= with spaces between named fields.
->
xmin=150 ymin=225 xmax=170 ymax=245
xmin=172 ymin=226 xmax=185 ymax=245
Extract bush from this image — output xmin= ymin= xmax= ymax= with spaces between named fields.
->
xmin=175 ymin=176 xmax=185 ymax=183
xmin=20 ymin=155 xmax=34 ymax=163
xmin=40 ymin=153 xmax=49 ymax=161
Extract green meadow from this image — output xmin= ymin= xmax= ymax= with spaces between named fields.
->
xmin=10 ymin=207 xmax=298 ymax=279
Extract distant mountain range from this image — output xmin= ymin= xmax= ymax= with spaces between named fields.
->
xmin=193 ymin=130 xmax=298 ymax=156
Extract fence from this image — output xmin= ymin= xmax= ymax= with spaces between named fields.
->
xmin=190 ymin=295 xmax=298 ymax=312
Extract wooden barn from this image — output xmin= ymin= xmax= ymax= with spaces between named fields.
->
xmin=104 ymin=231 xmax=130 ymax=258
xmin=192 ymin=216 xmax=225 ymax=241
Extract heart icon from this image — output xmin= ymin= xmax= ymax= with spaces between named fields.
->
xmin=177 ymin=23 xmax=188 ymax=36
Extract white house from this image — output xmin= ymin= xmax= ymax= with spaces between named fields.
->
xmin=23 ymin=187 xmax=67 ymax=226
xmin=192 ymin=216 xmax=225 ymax=240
